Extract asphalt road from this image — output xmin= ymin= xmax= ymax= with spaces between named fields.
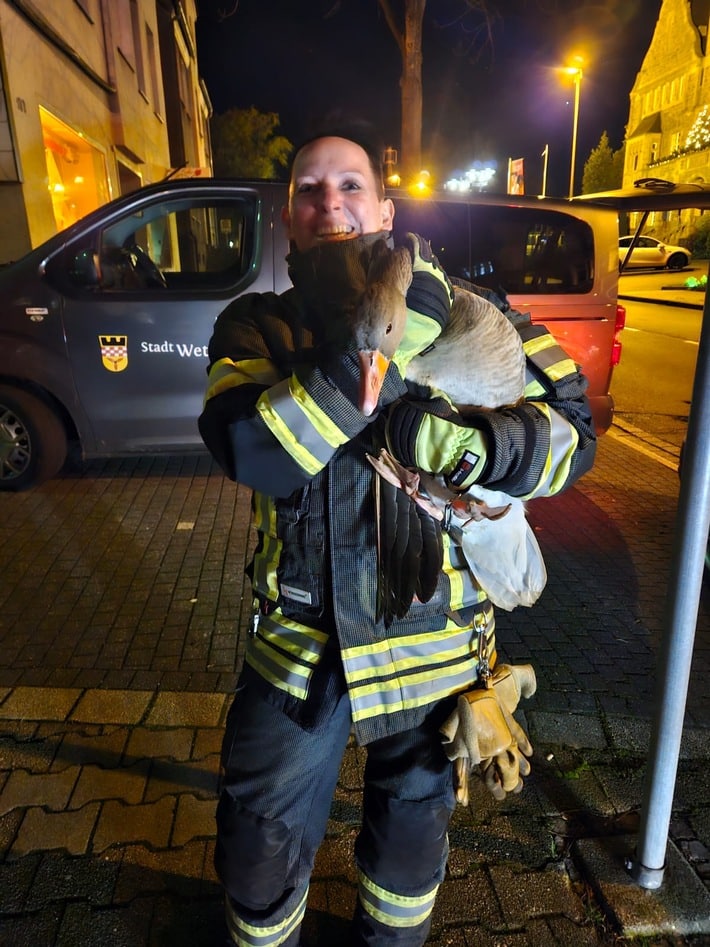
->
xmin=614 ymin=266 xmax=705 ymax=449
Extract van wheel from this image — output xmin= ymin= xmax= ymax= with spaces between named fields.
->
xmin=0 ymin=386 xmax=67 ymax=491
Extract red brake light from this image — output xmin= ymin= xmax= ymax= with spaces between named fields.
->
xmin=612 ymin=303 xmax=625 ymax=366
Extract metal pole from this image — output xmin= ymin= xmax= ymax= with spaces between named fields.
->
xmin=568 ymin=73 xmax=581 ymax=199
xmin=628 ymin=264 xmax=710 ymax=888
xmin=541 ymin=144 xmax=549 ymax=198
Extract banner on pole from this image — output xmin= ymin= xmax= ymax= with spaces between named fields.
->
xmin=508 ymin=157 xmax=525 ymax=195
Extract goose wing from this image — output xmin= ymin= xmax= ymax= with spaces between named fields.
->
xmin=405 ymin=286 xmax=526 ymax=410
xmin=368 ymin=449 xmax=444 ymax=627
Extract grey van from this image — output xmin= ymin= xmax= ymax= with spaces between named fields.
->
xmin=0 ymin=179 xmax=623 ymax=490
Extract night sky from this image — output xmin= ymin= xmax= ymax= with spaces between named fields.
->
xmin=195 ymin=0 xmax=663 ymax=197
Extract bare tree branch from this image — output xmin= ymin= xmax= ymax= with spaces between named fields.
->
xmin=217 ymin=0 xmax=240 ymax=22
xmin=322 ymin=1 xmax=344 ymax=18
xmin=377 ymin=0 xmax=406 ymax=58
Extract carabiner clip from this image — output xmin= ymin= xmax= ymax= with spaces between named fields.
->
xmin=474 ymin=610 xmax=492 ymax=685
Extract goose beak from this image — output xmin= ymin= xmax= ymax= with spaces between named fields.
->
xmin=358 ymin=349 xmax=391 ymax=416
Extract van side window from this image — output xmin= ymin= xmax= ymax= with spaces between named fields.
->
xmin=391 ymin=199 xmax=471 ymax=280
xmin=57 ymin=195 xmax=258 ymax=294
xmin=392 ymin=198 xmax=594 ymax=296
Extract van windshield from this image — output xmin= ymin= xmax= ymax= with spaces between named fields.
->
xmin=391 ymin=198 xmax=594 ymax=296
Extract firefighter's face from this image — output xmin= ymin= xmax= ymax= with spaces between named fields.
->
xmin=282 ymin=137 xmax=394 ymax=252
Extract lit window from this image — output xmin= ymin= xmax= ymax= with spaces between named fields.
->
xmin=40 ymin=107 xmax=109 ymax=232
xmin=146 ymin=25 xmax=162 ymax=116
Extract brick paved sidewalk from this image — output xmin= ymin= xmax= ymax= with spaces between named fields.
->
xmin=1 ymin=683 xmax=709 ymax=946
xmin=0 ymin=688 xmax=225 ymax=945
xmin=1 ymin=438 xmax=709 ymax=945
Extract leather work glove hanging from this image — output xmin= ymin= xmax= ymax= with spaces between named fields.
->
xmin=439 ymin=663 xmax=536 ymax=806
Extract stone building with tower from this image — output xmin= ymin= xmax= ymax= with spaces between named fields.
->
xmin=623 ymin=0 xmax=710 ymax=244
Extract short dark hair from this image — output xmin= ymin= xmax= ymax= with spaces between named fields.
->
xmin=291 ymin=114 xmax=386 ymax=197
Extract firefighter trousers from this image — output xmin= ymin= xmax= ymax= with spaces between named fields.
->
xmin=215 ymin=674 xmax=456 ymax=946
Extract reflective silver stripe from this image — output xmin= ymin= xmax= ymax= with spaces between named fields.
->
xmin=525 ymin=403 xmax=579 ymax=498
xmin=348 ymin=662 xmax=479 ymax=720
xmin=259 ymin=377 xmax=348 ymax=473
xmin=444 ymin=540 xmax=482 ymax=606
xmin=250 ymin=494 xmax=281 ymax=602
xmin=523 ymin=333 xmax=577 ymax=381
xmin=251 ymin=531 xmax=281 ymax=601
xmin=341 ymin=613 xmax=496 ymax=722
xmin=258 ymin=615 xmax=328 ymax=662
xmin=358 ymin=870 xmax=439 ymax=928
xmin=245 ymin=614 xmax=328 ymax=700
xmin=226 ymin=887 xmax=308 ymax=946
xmin=524 ymin=364 xmax=547 ymax=398
xmin=342 ymin=621 xmax=488 ymax=677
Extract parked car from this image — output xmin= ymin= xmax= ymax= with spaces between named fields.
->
xmin=618 ymin=234 xmax=690 ymax=271
xmin=0 ymin=179 xmax=624 ymax=490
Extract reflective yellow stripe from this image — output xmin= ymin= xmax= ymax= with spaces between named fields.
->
xmin=245 ymin=613 xmax=329 ymax=700
xmin=251 ymin=532 xmax=281 ymax=601
xmin=348 ymin=666 xmax=475 ymax=721
xmin=523 ymin=333 xmax=578 ymax=381
xmin=341 ymin=611 xmax=497 ymax=721
xmin=442 ymin=538 xmax=465 ymax=608
xmin=245 ymin=649 xmax=310 ymax=700
xmin=445 ymin=541 xmax=486 ymax=606
xmin=258 ymin=616 xmax=328 ymax=662
xmin=342 ymin=623 xmax=477 ymax=677
xmin=342 ymin=610 xmax=493 ymax=672
xmin=258 ymin=376 xmax=350 ymax=477
xmin=257 ymin=385 xmax=322 ymax=477
xmin=346 ymin=645 xmax=499 ymax=723
xmin=358 ymin=870 xmax=439 ymax=928
xmin=243 ymin=604 xmax=497 ymax=718
xmin=205 ymin=356 xmax=281 ymax=404
xmin=251 ymin=493 xmax=281 ymax=601
xmin=226 ymin=887 xmax=308 ymax=946
xmin=523 ymin=402 xmax=579 ymax=498
xmin=524 ymin=376 xmax=547 ymax=399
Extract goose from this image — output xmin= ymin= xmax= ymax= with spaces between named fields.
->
xmin=349 ymin=240 xmax=547 ymax=623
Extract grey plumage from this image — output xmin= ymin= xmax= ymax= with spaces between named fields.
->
xmin=355 ymin=243 xmax=547 ymax=623
xmin=406 ymin=286 xmax=527 ymax=411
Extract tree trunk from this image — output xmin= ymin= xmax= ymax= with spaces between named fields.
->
xmin=378 ymin=0 xmax=426 ymax=183
xmin=400 ymin=0 xmax=425 ymax=180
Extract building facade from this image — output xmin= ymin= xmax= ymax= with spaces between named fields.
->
xmin=623 ymin=0 xmax=710 ymax=244
xmin=0 ymin=0 xmax=211 ymax=263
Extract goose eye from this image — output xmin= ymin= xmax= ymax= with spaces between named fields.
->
xmin=385 ymin=323 xmax=393 ymax=335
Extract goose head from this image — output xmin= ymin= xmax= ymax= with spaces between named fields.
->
xmin=349 ymin=243 xmax=413 ymax=415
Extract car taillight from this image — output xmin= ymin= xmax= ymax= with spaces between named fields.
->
xmin=611 ymin=303 xmax=626 ymax=366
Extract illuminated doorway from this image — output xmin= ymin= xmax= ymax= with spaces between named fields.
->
xmin=40 ymin=107 xmax=110 ymax=231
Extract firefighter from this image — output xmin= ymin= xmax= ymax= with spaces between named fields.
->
xmin=198 ymin=119 xmax=596 ymax=947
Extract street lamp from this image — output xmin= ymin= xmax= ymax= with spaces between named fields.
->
xmin=563 ymin=60 xmax=583 ymax=199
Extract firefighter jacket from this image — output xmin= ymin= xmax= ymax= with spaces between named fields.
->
xmin=198 ymin=235 xmax=597 ymax=746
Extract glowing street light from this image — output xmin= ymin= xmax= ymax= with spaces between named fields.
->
xmin=409 ymin=169 xmax=432 ymax=196
xmin=563 ymin=58 xmax=583 ymax=199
